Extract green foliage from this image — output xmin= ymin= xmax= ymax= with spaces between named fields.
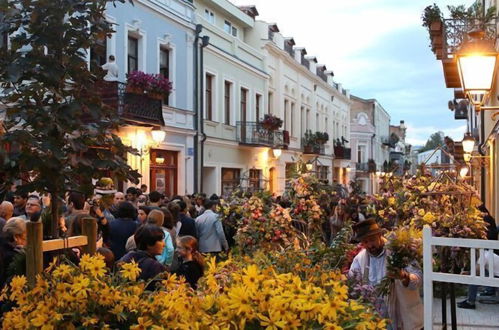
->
xmin=419 ymin=131 xmax=445 ymax=153
xmin=0 ymin=0 xmax=139 ymax=236
xmin=421 ymin=3 xmax=443 ymax=30
xmin=447 ymin=2 xmax=496 ymax=22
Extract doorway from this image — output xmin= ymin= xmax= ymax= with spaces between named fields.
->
xmin=150 ymin=149 xmax=178 ymax=198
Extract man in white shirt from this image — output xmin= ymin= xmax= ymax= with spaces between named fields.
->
xmin=102 ymin=55 xmax=119 ymax=81
xmin=349 ymin=219 xmax=423 ymax=330
xmin=195 ymin=200 xmax=228 ymax=254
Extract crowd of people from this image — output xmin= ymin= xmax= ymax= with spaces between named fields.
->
xmin=0 ymin=184 xmax=229 ymax=291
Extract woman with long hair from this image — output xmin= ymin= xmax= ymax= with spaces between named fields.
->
xmin=175 ymin=235 xmax=204 ymax=289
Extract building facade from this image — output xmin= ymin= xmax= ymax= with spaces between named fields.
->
xmin=104 ymin=0 xmax=196 ymax=196
xmin=246 ymin=21 xmax=352 ymax=194
xmin=350 ymin=96 xmax=390 ymax=194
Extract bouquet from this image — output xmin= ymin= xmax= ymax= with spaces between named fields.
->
xmin=378 ymin=226 xmax=422 ymax=295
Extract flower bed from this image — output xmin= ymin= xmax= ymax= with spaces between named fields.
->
xmin=1 ymin=254 xmax=385 ymax=329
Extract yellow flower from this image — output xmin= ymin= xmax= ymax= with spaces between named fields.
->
xmin=422 ymin=212 xmax=436 ymax=224
xmin=130 ymin=316 xmax=154 ymax=330
xmin=120 ymin=261 xmax=141 ymax=281
xmin=9 ymin=275 xmax=26 ymax=292
xmin=80 ymin=254 xmax=107 ymax=277
xmin=82 ymin=317 xmax=99 ymax=327
xmin=52 ymin=264 xmax=73 ymax=279
xmin=258 ymin=310 xmax=287 ymax=330
xmin=387 ymin=197 xmax=396 ymax=206
xmin=417 ymin=209 xmax=425 ymax=217
xmin=378 ymin=210 xmax=385 ymax=217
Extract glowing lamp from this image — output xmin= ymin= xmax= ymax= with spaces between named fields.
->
xmin=459 ymin=166 xmax=469 ymax=178
xmin=462 ymin=133 xmax=475 ymax=153
xmin=306 ymin=163 xmax=313 ymax=171
xmin=456 ymin=39 xmax=498 ymax=106
xmin=272 ymin=148 xmax=282 ymax=158
xmin=151 ymin=130 xmax=166 ymax=144
xmin=463 ymin=153 xmax=472 ymax=162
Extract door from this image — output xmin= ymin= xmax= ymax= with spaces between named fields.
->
xmin=150 ymin=150 xmax=178 ymax=198
xmin=269 ymin=167 xmax=276 ymax=193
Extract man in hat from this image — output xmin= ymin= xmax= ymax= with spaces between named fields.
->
xmin=349 ymin=218 xmax=423 ymax=330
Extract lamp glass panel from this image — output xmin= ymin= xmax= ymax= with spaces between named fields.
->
xmin=462 ymin=138 xmax=475 ymax=153
xmin=151 ymin=130 xmax=166 ymax=144
xmin=458 ymin=55 xmax=497 ymax=91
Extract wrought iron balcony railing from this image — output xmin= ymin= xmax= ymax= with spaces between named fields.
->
xmin=443 ymin=18 xmax=497 ymax=58
xmin=302 ymin=142 xmax=325 ymax=155
xmin=99 ymin=81 xmax=164 ymax=126
xmin=334 ymin=146 xmax=351 ymax=160
xmin=236 ymin=121 xmax=287 ymax=148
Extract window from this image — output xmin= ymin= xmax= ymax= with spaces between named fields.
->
xmin=205 ymin=73 xmax=214 ymax=120
xmin=357 ymin=145 xmax=366 ymax=163
xmin=221 ymin=168 xmax=240 ymax=197
xmin=224 ymin=81 xmax=232 ymax=125
xmin=204 ymin=9 xmax=215 ymax=24
xmin=300 ymin=106 xmax=305 ymax=137
xmin=90 ymin=34 xmax=107 ymax=72
xmin=249 ymin=169 xmax=262 ymax=192
xmin=317 ymin=166 xmax=329 ymax=182
xmin=316 ymin=113 xmax=320 ymax=131
xmin=240 ymin=88 xmax=247 ymax=123
xmin=284 ymin=100 xmax=289 ymax=131
xmin=268 ymin=91 xmax=273 ymax=114
xmin=325 ymin=117 xmax=328 ymax=135
xmin=290 ymin=102 xmax=295 ymax=136
xmin=224 ymin=20 xmax=237 ymax=37
xmin=306 ymin=109 xmax=310 ymax=131
xmin=127 ymin=36 xmax=139 ymax=73
xmin=255 ymin=94 xmax=262 ymax=121
xmin=160 ymin=48 xmax=170 ymax=105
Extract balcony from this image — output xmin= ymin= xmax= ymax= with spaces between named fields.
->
xmin=99 ymin=81 xmax=164 ymax=126
xmin=355 ymin=163 xmax=369 ymax=172
xmin=334 ymin=146 xmax=351 ymax=160
xmin=302 ymin=143 xmax=325 ymax=155
xmin=236 ymin=121 xmax=288 ymax=148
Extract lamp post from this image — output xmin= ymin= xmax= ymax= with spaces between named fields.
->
xmin=456 ymin=39 xmax=499 ymax=108
xmin=461 ymin=132 xmax=475 ymax=153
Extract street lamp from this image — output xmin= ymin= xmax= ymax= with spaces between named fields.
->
xmin=456 ymin=39 xmax=499 ymax=107
xmin=151 ymin=129 xmax=166 ymax=145
xmin=459 ymin=165 xmax=469 ymax=178
xmin=306 ymin=163 xmax=313 ymax=171
xmin=464 ymin=153 xmax=472 ymax=163
xmin=272 ymin=148 xmax=282 ymax=158
xmin=462 ymin=132 xmax=475 ymax=153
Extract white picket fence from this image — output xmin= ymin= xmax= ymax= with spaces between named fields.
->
xmin=423 ymin=225 xmax=499 ymax=329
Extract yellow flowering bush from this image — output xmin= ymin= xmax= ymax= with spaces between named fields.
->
xmin=1 ymin=254 xmax=386 ymax=329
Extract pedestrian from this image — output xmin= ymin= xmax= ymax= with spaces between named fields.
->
xmin=195 ymin=200 xmax=228 ymax=254
xmin=176 ymin=199 xmax=197 ymax=238
xmin=12 ymin=192 xmax=28 ymax=217
xmin=108 ymin=202 xmax=139 ymax=260
xmin=0 ymin=201 xmax=14 ymax=232
xmin=175 ymin=235 xmax=205 ymax=289
xmin=0 ymin=218 xmax=27 ymax=288
xmin=349 ymin=219 xmax=423 ymax=329
xmin=119 ymin=224 xmax=167 ymax=288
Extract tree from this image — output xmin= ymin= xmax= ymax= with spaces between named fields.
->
xmin=0 ymin=0 xmax=139 ymax=238
xmin=419 ymin=131 xmax=445 ymax=153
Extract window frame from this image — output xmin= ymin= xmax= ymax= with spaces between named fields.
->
xmin=127 ymin=36 xmax=139 ymax=73
xmin=205 ymin=73 xmax=214 ymax=121
xmin=224 ymin=80 xmax=232 ymax=125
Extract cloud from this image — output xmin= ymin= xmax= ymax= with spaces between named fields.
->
xmin=405 ymin=124 xmax=466 ymax=146
xmin=229 ymin=0 xmax=474 ymax=143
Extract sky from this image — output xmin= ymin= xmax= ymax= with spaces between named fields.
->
xmin=230 ymin=0 xmax=474 ymax=146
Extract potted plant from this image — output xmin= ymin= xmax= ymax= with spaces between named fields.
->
xmin=421 ymin=3 xmax=443 ymax=35
xmin=126 ymin=71 xmax=172 ymax=100
xmin=315 ymin=132 xmax=329 ymax=144
xmin=303 ymin=130 xmax=317 ymax=153
xmin=261 ymin=114 xmax=283 ymax=131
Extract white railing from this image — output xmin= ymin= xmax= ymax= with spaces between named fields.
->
xmin=423 ymin=225 xmax=499 ymax=329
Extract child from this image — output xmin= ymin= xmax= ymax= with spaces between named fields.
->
xmin=175 ymin=236 xmax=204 ymax=289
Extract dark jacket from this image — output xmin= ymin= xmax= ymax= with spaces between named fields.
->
xmin=119 ymin=250 xmax=167 ymax=283
xmin=484 ymin=214 xmax=498 ymax=240
xmin=175 ymin=260 xmax=203 ymax=289
xmin=109 ymin=218 xmax=139 ymax=260
xmin=0 ymin=239 xmax=23 ymax=288
xmin=178 ymin=213 xmax=197 ymax=238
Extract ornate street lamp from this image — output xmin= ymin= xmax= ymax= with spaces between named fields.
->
xmin=461 ymin=132 xmax=475 ymax=153
xmin=272 ymin=148 xmax=282 ymax=158
xmin=151 ymin=129 xmax=166 ymax=145
xmin=456 ymin=39 xmax=499 ymax=107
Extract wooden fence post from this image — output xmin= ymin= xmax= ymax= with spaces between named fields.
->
xmin=423 ymin=225 xmax=434 ymax=330
xmin=26 ymin=221 xmax=43 ymax=287
xmin=81 ymin=217 xmax=97 ymax=256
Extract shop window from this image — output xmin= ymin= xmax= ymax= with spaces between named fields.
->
xmin=150 ymin=150 xmax=178 ymax=198
xmin=221 ymin=168 xmax=240 ymax=197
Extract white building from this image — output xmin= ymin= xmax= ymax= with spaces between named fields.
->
xmin=350 ymin=96 xmax=390 ymax=194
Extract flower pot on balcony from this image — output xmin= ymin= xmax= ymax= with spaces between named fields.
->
xmin=430 ymin=21 xmax=442 ymax=33
xmin=304 ymin=145 xmax=314 ymax=153
xmin=262 ymin=122 xmax=274 ymax=131
xmin=126 ymin=85 xmax=145 ymax=95
xmin=148 ymin=92 xmax=164 ymax=100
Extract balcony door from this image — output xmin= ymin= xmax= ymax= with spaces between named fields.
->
xmin=240 ymin=88 xmax=248 ymax=141
xmin=150 ymin=150 xmax=177 ymax=198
